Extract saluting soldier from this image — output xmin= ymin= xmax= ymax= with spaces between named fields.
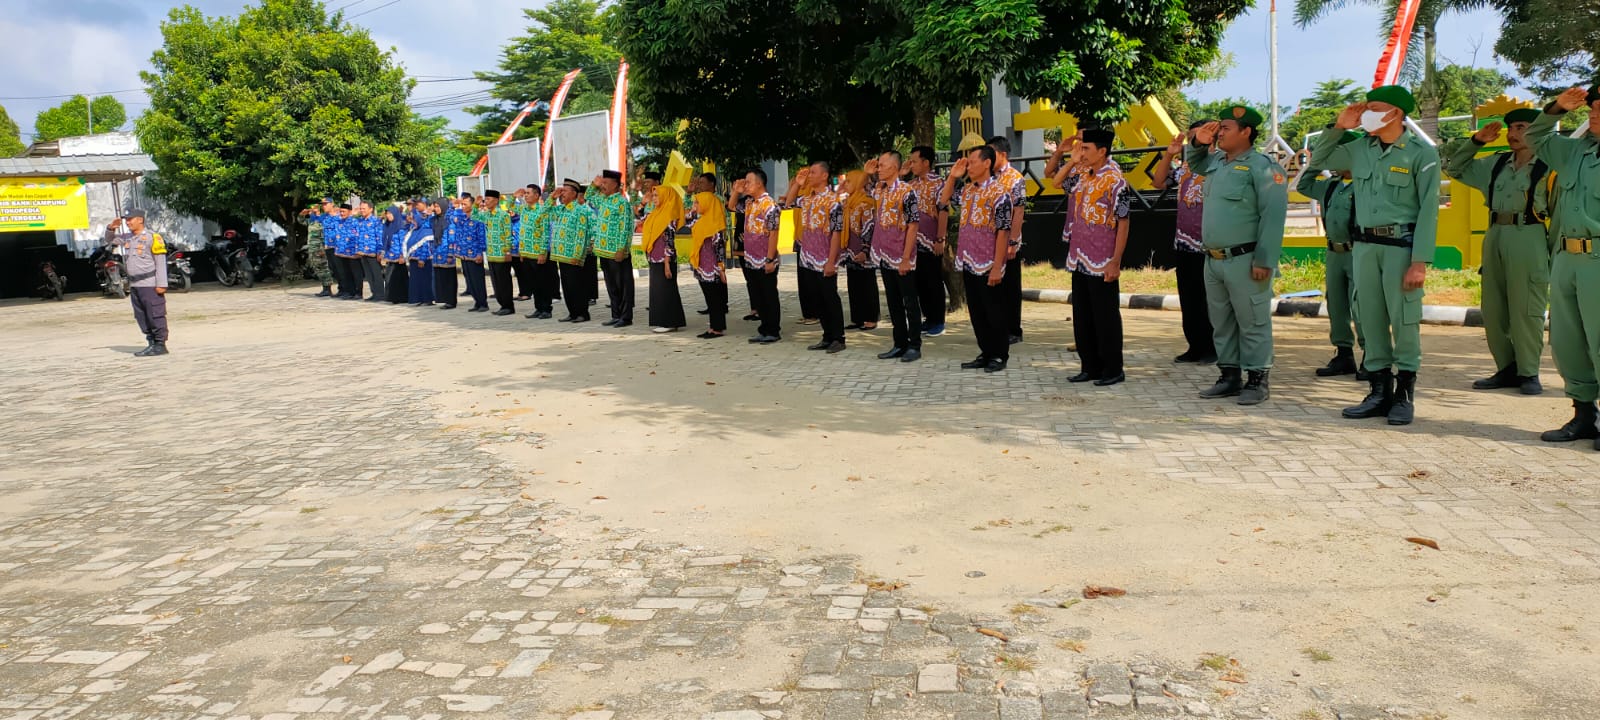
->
xmin=103 ymin=209 xmax=171 ymax=357
xmin=1186 ymin=105 xmax=1290 ymax=406
xmin=1297 ymin=133 xmax=1367 ymax=379
xmin=1442 ymin=108 xmax=1550 ymax=396
xmin=1528 ymin=85 xmax=1600 ymax=448
xmin=298 ymin=198 xmax=336 ymax=297
xmin=1314 ymin=85 xmax=1442 ymax=426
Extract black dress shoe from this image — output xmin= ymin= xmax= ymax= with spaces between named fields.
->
xmin=807 ymin=341 xmax=831 ymax=351
xmin=742 ymin=313 xmax=760 ymax=321
xmin=878 ymin=347 xmax=906 ymax=360
xmin=1094 ymin=372 xmax=1127 ymax=387
xmin=1067 ymin=371 xmax=1094 ymax=383
xmin=439 ymin=304 xmax=456 ymax=310
xmin=601 ymin=319 xmax=620 ymax=327
xmin=825 ymin=341 xmax=846 ymax=354
xmin=469 ymin=306 xmax=489 ymax=313
xmin=615 ymin=321 xmax=633 ymax=328
xmin=1518 ymin=376 xmax=1543 ymax=395
xmin=697 ymin=331 xmax=724 ymax=339
xmin=572 ymin=316 xmax=590 ymax=323
xmin=1008 ymin=335 xmax=1022 ymax=345
xmin=1472 ymin=367 xmax=1517 ymax=390
xmin=749 ymin=335 xmax=780 ymax=344
xmin=558 ymin=316 xmax=576 ymax=322
xmin=698 ymin=308 xmax=711 ymax=315
xmin=515 ymin=295 xmax=531 ymax=301
xmin=961 ymin=356 xmax=990 ymax=370
xmin=524 ymin=311 xmax=541 ymax=318
xmin=984 ymin=358 xmax=1007 ymax=373
xmin=844 ymin=323 xmax=864 ymax=330
xmin=899 ymin=348 xmax=921 ymax=362
xmin=492 ymin=308 xmax=514 ymax=316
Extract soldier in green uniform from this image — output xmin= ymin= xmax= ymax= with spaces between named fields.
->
xmin=298 ymin=198 xmax=336 ymax=297
xmin=1529 ymin=85 xmax=1600 ymax=448
xmin=1314 ymin=85 xmax=1442 ymax=426
xmin=1443 ymin=108 xmax=1550 ymax=396
xmin=1186 ymin=106 xmax=1290 ymax=406
xmin=1298 ymin=133 xmax=1367 ymax=379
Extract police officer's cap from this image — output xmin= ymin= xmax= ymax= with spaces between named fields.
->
xmin=121 ymin=208 xmax=146 ymax=219
xmin=1221 ymin=105 xmax=1264 ymax=129
xmin=1365 ymin=85 xmax=1416 ymax=114
xmin=1503 ymin=108 xmax=1540 ymax=126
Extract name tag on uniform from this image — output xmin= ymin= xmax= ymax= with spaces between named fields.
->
xmin=1389 ymin=166 xmax=1410 ymax=174
xmin=1233 ymin=165 xmax=1250 ymax=171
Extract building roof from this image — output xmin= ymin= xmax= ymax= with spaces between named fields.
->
xmin=0 ymin=154 xmax=158 ymax=182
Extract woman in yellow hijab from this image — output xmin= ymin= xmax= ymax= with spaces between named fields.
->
xmin=841 ymin=170 xmax=880 ymax=330
xmin=639 ymin=172 xmax=687 ymax=333
xmin=688 ymin=188 xmax=729 ymax=338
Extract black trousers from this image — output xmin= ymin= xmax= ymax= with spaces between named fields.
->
xmin=1174 ymin=250 xmax=1215 ymax=356
xmin=846 ymin=264 xmax=880 ymax=325
xmin=648 ymin=262 xmax=686 ymax=329
xmin=558 ymin=262 xmax=590 ymax=319
xmin=130 ymin=286 xmax=169 ymax=342
xmin=433 ymin=264 xmax=458 ymax=307
xmin=880 ymin=265 xmax=922 ymax=350
xmin=325 ymin=248 xmax=347 ymax=295
xmin=699 ymin=279 xmax=728 ymax=332
xmin=360 ymin=255 xmax=386 ymax=298
xmin=601 ymin=256 xmax=635 ymax=322
xmin=530 ymin=259 xmax=558 ymax=313
xmin=741 ymin=265 xmax=762 ymax=314
xmin=746 ymin=265 xmax=782 ymax=338
xmin=383 ymin=262 xmax=409 ymax=304
xmin=461 ymin=260 xmax=488 ymax=309
xmin=1003 ymin=255 xmax=1023 ymax=339
xmin=1071 ymin=270 xmax=1123 ymax=378
xmin=488 ymin=260 xmax=515 ymax=311
xmin=335 ymin=256 xmax=359 ymax=296
xmin=584 ymin=253 xmax=600 ymax=304
xmin=916 ymin=247 xmax=946 ymax=329
xmin=963 ymin=271 xmax=1007 ymax=362
xmin=513 ymin=257 xmax=535 ymax=298
xmin=800 ymin=266 xmax=845 ymax=343
xmin=797 ymin=264 xmax=818 ymax=320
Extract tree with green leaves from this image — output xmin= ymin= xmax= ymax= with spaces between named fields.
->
xmin=33 ymin=95 xmax=128 ymax=142
xmin=431 ymin=148 xmax=476 ymax=196
xmin=137 ymin=0 xmax=434 ymax=257
xmin=614 ymin=0 xmax=1247 ymax=168
xmin=1493 ymin=0 xmax=1598 ymax=90
xmin=1426 ymin=64 xmax=1515 ymax=137
xmin=1276 ymin=79 xmax=1364 ymax=148
xmin=1293 ymin=0 xmax=1489 ymax=138
xmin=0 ymin=104 xmax=24 ymax=157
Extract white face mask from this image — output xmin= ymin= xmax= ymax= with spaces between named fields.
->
xmin=1360 ymin=109 xmax=1393 ymax=133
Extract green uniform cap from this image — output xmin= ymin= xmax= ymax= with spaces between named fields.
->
xmin=1365 ymin=85 xmax=1416 ymax=115
xmin=1503 ymin=108 xmax=1539 ymax=125
xmin=1221 ymin=105 xmax=1264 ymax=129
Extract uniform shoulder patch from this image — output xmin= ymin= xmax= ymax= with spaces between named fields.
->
xmin=150 ymin=233 xmax=166 ymax=253
xmin=1272 ymin=172 xmax=1286 ymax=185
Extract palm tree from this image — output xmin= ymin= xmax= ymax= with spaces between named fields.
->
xmin=1293 ymin=0 xmax=1489 ymax=139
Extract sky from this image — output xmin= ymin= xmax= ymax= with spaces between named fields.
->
xmin=0 ymin=0 xmax=1536 ymax=146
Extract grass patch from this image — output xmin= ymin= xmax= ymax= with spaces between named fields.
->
xmin=1023 ymin=258 xmax=1482 ymax=307
xmin=1298 ymin=711 xmax=1325 ymax=720
xmin=1007 ymin=603 xmax=1041 ymax=617
xmin=1198 ymin=653 xmax=1231 ymax=671
xmin=1032 ymin=524 xmax=1073 ymax=538
xmin=298 ymin=507 xmax=320 ymax=514
xmin=1301 ymin=647 xmax=1334 ymax=663
xmin=996 ymin=654 xmax=1037 ymax=673
xmin=589 ymin=614 xmax=632 ymax=628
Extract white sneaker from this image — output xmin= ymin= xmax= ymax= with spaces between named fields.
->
xmin=652 ymin=326 xmax=676 ymax=334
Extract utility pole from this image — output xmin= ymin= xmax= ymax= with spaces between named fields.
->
xmin=87 ymin=95 xmax=93 ymax=135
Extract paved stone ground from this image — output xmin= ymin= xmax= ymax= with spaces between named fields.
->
xmin=1 ymin=275 xmax=1595 ymax=719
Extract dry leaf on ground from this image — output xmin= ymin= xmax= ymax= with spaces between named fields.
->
xmin=1405 ymin=537 xmax=1440 ymax=550
xmin=977 ymin=628 xmax=1009 ymax=641
xmin=1083 ymin=585 xmax=1127 ymax=599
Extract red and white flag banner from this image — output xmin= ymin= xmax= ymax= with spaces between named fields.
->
xmin=1373 ymin=0 xmax=1421 ymax=88
xmin=609 ymin=60 xmax=630 ymax=176
xmin=537 ymin=68 xmax=584 ymax=186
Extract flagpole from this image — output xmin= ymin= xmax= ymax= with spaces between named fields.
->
xmin=1268 ymin=0 xmax=1280 ymax=148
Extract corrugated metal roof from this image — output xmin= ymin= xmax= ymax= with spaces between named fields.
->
xmin=0 ymin=155 xmax=158 ymax=180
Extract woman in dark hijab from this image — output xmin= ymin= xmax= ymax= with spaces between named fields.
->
xmin=380 ymin=204 xmax=411 ymax=303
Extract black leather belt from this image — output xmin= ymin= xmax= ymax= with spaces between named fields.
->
xmin=1491 ymin=212 xmax=1536 ymax=226
xmin=1357 ymin=232 xmax=1413 ymax=248
xmin=1361 ymin=224 xmax=1414 ymax=238
xmin=1204 ymin=242 xmax=1256 ymax=260
xmin=1327 ymin=241 xmax=1353 ymax=253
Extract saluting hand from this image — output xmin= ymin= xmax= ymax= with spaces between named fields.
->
xmin=1334 ymin=102 xmax=1367 ymax=131
xmin=1192 ymin=122 xmax=1220 ymax=145
xmin=1555 ymin=87 xmax=1589 ymax=112
xmin=1164 ymin=133 xmax=1185 ymax=157
xmin=863 ymin=158 xmax=879 ymax=176
xmin=1472 ymin=121 xmax=1503 ymax=144
xmin=949 ymin=157 xmax=970 ymax=179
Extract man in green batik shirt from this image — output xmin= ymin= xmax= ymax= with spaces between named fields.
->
xmin=519 ymin=189 xmax=558 ymax=320
xmin=550 ymin=179 xmax=597 ymax=323
xmin=1313 ymin=84 xmax=1441 ymax=427
xmin=473 ymin=190 xmax=517 ymax=315
xmin=1443 ymin=107 xmax=1551 ymax=397
xmin=1298 ymin=132 xmax=1367 ymax=380
xmin=1186 ymin=105 xmax=1290 ymax=408
xmin=591 ymin=169 xmax=636 ymax=328
xmin=1528 ymin=85 xmax=1600 ymax=450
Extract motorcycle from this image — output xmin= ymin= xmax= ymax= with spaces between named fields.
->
xmin=167 ymin=248 xmax=194 ymax=293
xmin=36 ymin=260 xmax=66 ymax=301
xmin=88 ymin=245 xmax=129 ymax=298
xmin=209 ymin=230 xmax=255 ymax=288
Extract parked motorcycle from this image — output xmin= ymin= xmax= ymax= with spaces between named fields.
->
xmin=209 ymin=230 xmax=254 ymax=288
xmin=167 ymin=248 xmax=194 ymax=293
xmin=36 ymin=261 xmax=66 ymax=301
xmin=88 ymin=245 xmax=129 ymax=298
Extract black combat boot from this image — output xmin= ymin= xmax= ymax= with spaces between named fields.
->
xmin=1472 ymin=366 xmax=1516 ymax=390
xmin=1238 ymin=370 xmax=1270 ymax=405
xmin=1540 ymin=400 xmax=1600 ymax=443
xmin=1343 ymin=368 xmax=1394 ymax=419
xmin=316 ymin=285 xmax=333 ymax=297
xmin=1199 ymin=367 xmax=1243 ymax=399
xmin=1315 ymin=347 xmax=1357 ymax=377
xmin=1387 ymin=370 xmax=1417 ymax=425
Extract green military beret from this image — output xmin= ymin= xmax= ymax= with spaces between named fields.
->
xmin=1503 ymin=108 xmax=1539 ymax=125
xmin=1366 ymin=85 xmax=1416 ymax=114
xmin=1221 ymin=105 xmax=1264 ymax=129
xmin=1338 ymin=130 xmax=1362 ymax=145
